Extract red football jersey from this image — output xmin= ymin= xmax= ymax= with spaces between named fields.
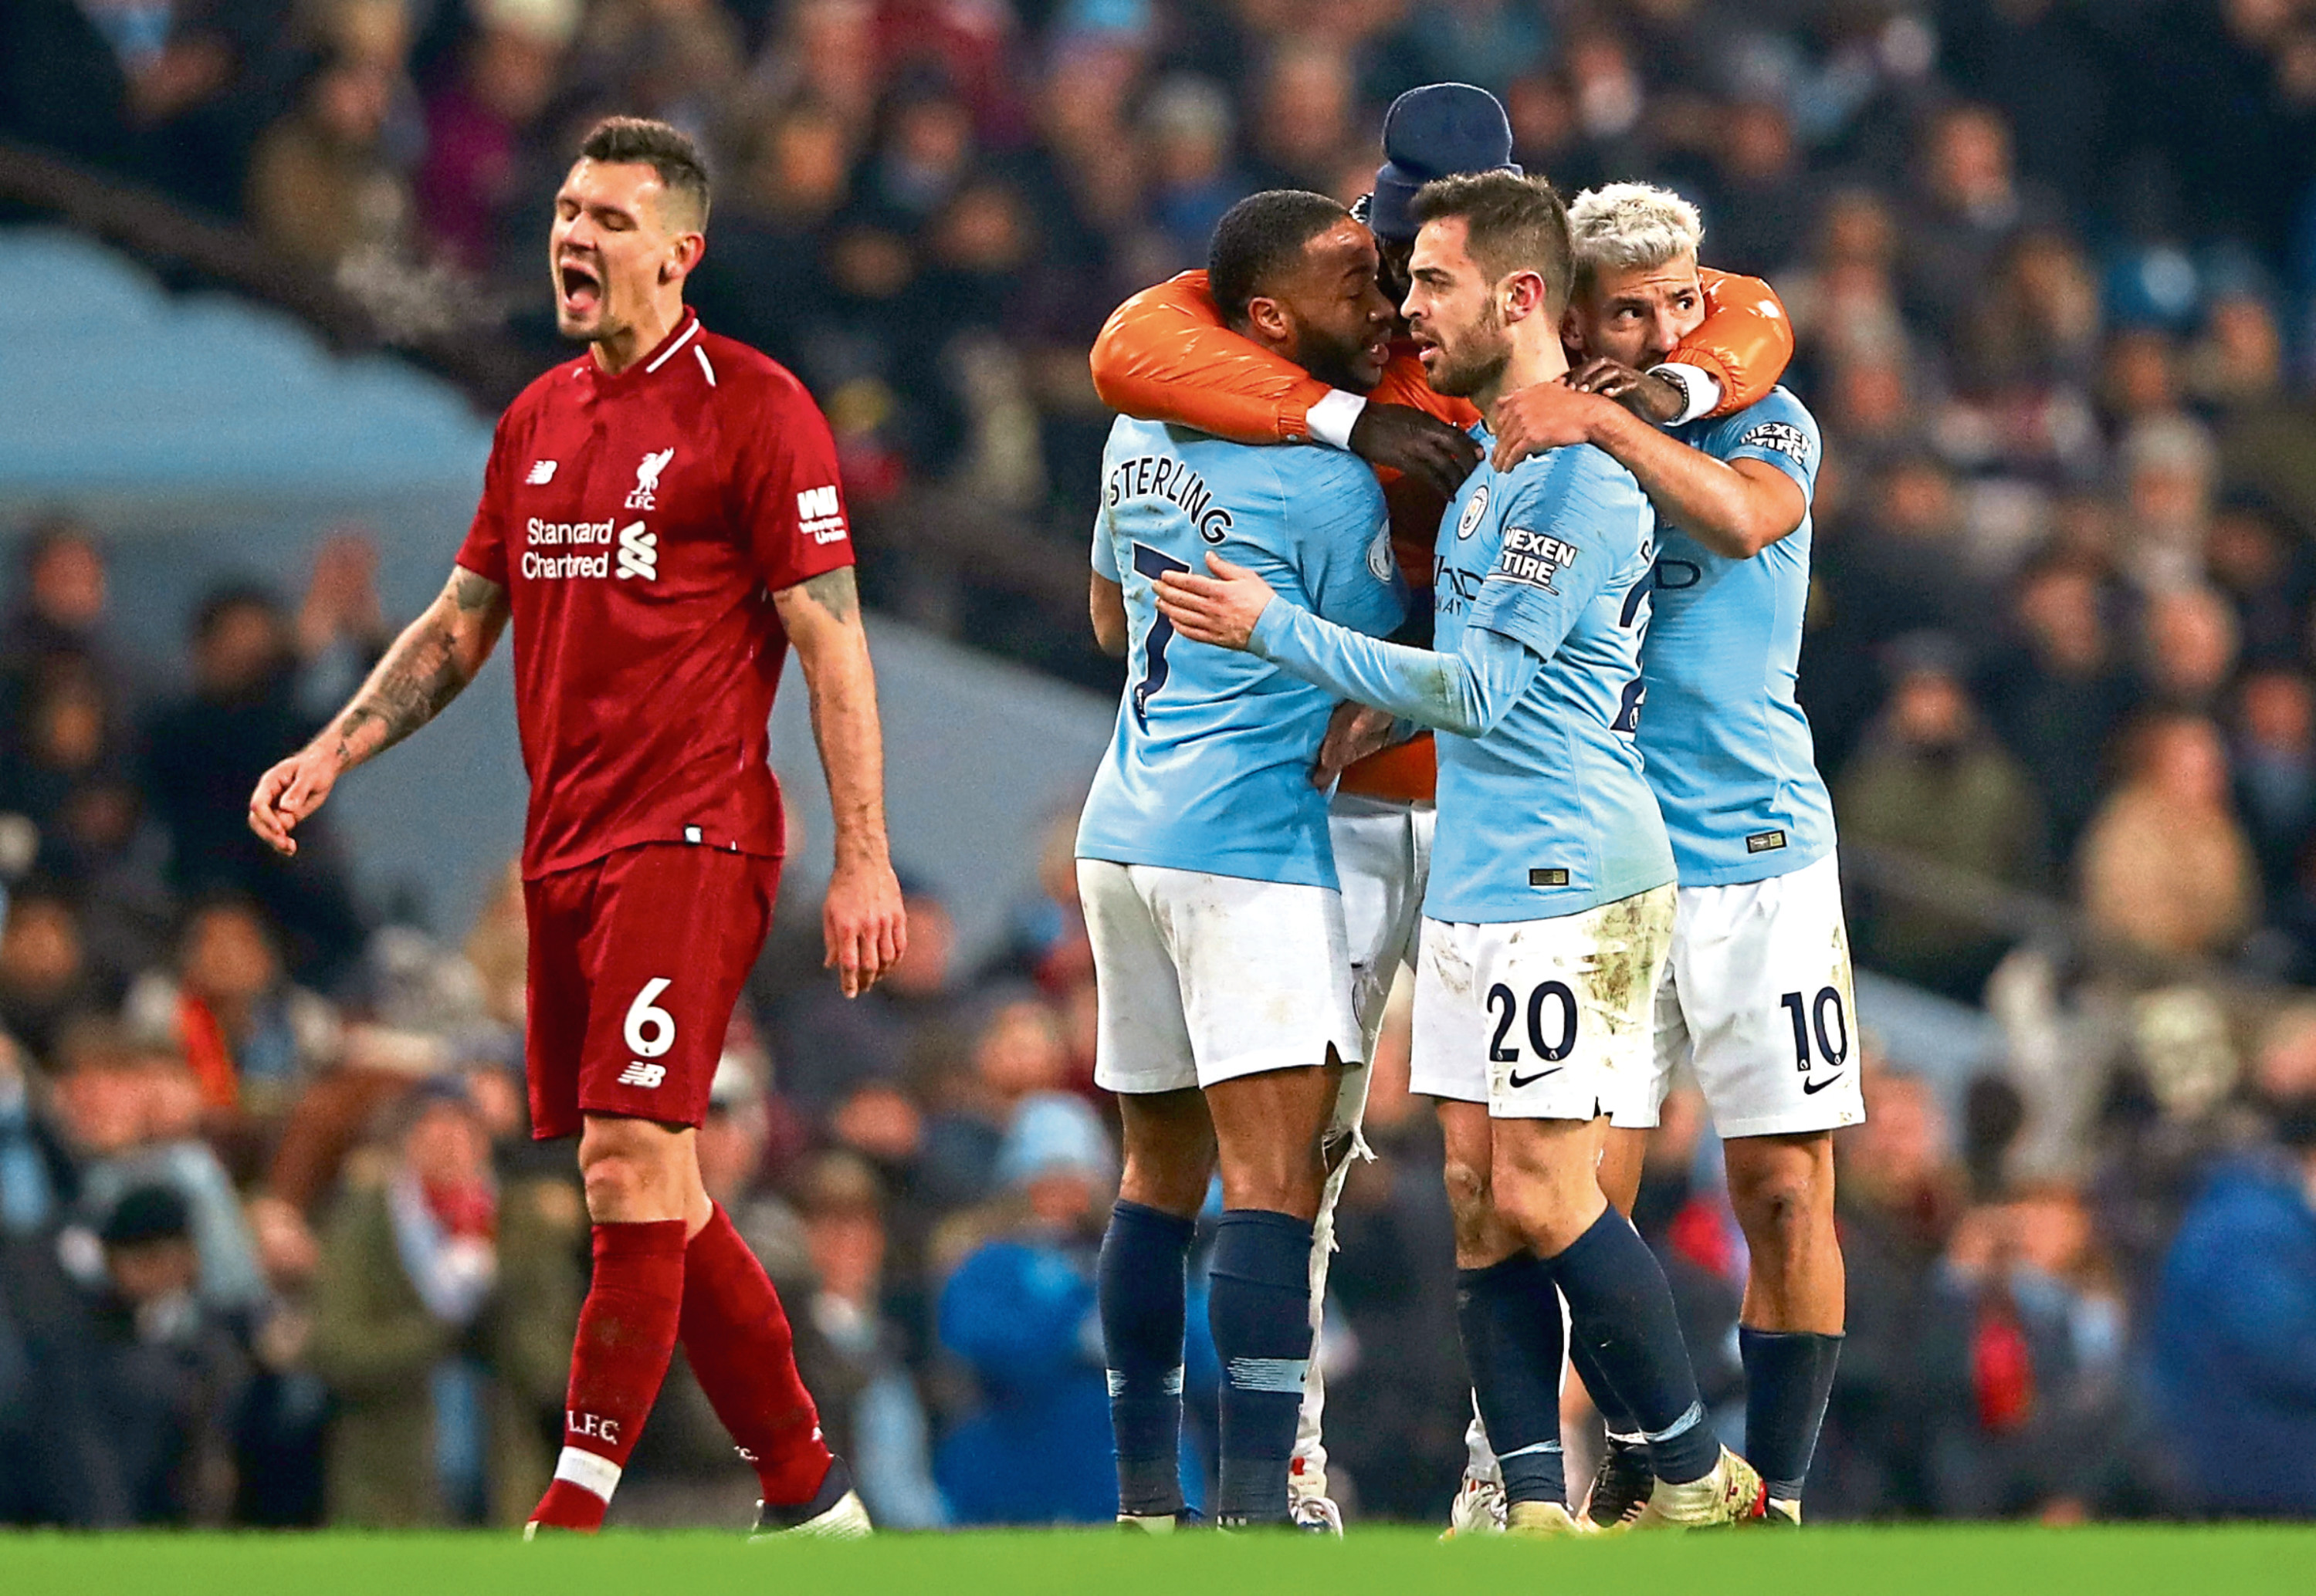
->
xmin=456 ymin=311 xmax=854 ymax=878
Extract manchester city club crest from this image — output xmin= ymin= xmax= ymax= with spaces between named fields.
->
xmin=1457 ymin=482 xmax=1490 ymax=539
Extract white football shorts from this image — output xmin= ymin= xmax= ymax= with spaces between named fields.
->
xmin=1613 ymin=850 xmax=1867 ymax=1138
xmin=1410 ymin=884 xmax=1675 ymax=1121
xmin=1078 ymin=859 xmax=1363 ymax=1094
xmin=1328 ymin=793 xmax=1434 ymax=1044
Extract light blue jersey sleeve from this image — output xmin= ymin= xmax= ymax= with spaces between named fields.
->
xmin=1702 ymin=387 xmax=1820 ymax=503
xmin=1248 ymin=586 xmax=1541 ymax=735
xmin=1091 ymin=503 xmax=1120 ymax=581
xmin=1464 ymin=445 xmax=1647 ymax=661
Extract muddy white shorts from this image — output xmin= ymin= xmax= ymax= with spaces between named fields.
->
xmin=1613 ymin=850 xmax=1865 ymax=1138
xmin=1328 ymin=794 xmax=1434 ymax=1045
xmin=1078 ymin=859 xmax=1363 ymax=1094
xmin=1409 ymin=885 xmax=1674 ymax=1121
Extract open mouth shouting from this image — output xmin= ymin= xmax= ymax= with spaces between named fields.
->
xmin=557 ymin=254 xmax=604 ymax=320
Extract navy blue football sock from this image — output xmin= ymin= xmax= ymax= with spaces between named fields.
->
xmin=1566 ymin=1332 xmax=1640 ymax=1439
xmin=1546 ymin=1208 xmax=1720 ymax=1485
xmin=1740 ymin=1327 xmax=1843 ymax=1503
xmin=1099 ymin=1201 xmax=1197 ymax=1516
xmin=1207 ymin=1209 xmax=1317 ymax=1524
xmin=1454 ymin=1253 xmax=1567 ymax=1507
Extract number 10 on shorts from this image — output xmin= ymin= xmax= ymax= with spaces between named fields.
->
xmin=617 ymin=976 xmax=676 ymax=1088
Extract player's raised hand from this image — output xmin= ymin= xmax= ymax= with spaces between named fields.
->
xmin=1490 ymin=379 xmax=1611 ymax=472
xmin=824 ymin=854 xmax=906 ymax=998
xmin=1346 ymin=402 xmax=1482 ymax=500
xmin=1155 ymin=553 xmax=1275 ymax=651
xmin=1566 ymin=357 xmax=1685 ymax=424
xmin=1312 ymin=701 xmax=1397 ymax=788
xmin=247 ymin=746 xmax=341 ymax=857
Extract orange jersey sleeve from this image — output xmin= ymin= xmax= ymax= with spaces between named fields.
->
xmin=1679 ymin=269 xmax=1795 ymax=418
xmin=1089 ymin=269 xmax=1330 ymax=445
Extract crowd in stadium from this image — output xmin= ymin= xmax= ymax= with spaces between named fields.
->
xmin=6 ymin=0 xmax=2316 ymax=1529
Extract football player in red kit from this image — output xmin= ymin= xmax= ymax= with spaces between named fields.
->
xmin=248 ymin=117 xmax=905 ymax=1538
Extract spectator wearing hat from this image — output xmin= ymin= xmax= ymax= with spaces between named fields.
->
xmin=931 ymin=1093 xmax=1153 ymax=1524
xmin=81 ymin=1182 xmax=249 ymax=1524
xmin=306 ymin=1075 xmax=581 ymax=1527
xmin=2152 ymin=1094 xmax=2316 ymax=1517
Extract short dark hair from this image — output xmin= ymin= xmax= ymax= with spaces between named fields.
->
xmin=578 ymin=116 xmax=712 ymax=229
xmin=1410 ymin=171 xmax=1573 ymax=317
xmin=1208 ymin=190 xmax=1350 ymax=328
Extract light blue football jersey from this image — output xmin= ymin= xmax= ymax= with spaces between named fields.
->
xmin=1636 ymin=386 xmax=1837 ymax=887
xmin=1075 ymin=417 xmax=1403 ymax=889
xmin=1425 ymin=437 xmax=1673 ymax=923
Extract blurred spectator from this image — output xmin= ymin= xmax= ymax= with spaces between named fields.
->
xmin=246 ymin=53 xmax=410 ymax=272
xmin=0 ymin=886 xmax=103 ymax=1065
xmin=1915 ymin=1183 xmax=2129 ymax=1520
xmin=229 ymin=1193 xmax=327 ymax=1527
xmin=306 ymin=1077 xmax=580 ymax=1527
xmin=1902 ymin=103 xmax=2056 ymax=332
xmin=793 ymin=1150 xmax=944 ymax=1529
xmin=773 ymin=878 xmax=960 ymax=1116
xmin=81 ymin=1183 xmax=248 ymax=1524
xmin=1838 ymin=637 xmax=2046 ymax=999
xmin=2079 ymin=714 xmax=2259 ymax=964
xmin=2152 ymin=1094 xmax=2316 ymax=1517
xmin=918 ymin=991 xmax=1071 ymax=1211
xmin=143 ymin=576 xmax=375 ymax=986
xmin=123 ymin=898 xmax=340 ymax=1121
xmin=415 ymin=0 xmax=574 ymax=276
xmin=0 ymin=1032 xmax=77 ymax=1237
xmin=2140 ymin=585 xmax=2240 ymax=712
xmin=931 ymin=1091 xmax=1122 ymax=1525
xmin=2234 ymin=668 xmax=2316 ymax=898
xmin=54 ymin=1023 xmax=267 ymax=1314
xmin=1989 ymin=557 xmax=2142 ymax=859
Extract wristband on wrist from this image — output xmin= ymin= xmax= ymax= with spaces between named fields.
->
xmin=1647 ymin=363 xmax=1723 ymax=426
xmin=1305 ymin=389 xmax=1368 ymax=450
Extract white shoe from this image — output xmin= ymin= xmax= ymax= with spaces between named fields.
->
xmin=1441 ymin=1474 xmax=1506 ymax=1539
xmin=1765 ymin=1496 xmax=1802 ymax=1526
xmin=1289 ymin=1494 xmax=1345 ymax=1536
xmin=1633 ymin=1447 xmax=1766 ymax=1530
xmin=1505 ymin=1500 xmax=1590 ymax=1538
xmin=750 ymin=1458 xmax=874 ymax=1540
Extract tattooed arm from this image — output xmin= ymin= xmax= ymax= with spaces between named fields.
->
xmin=771 ymin=566 xmax=906 ymax=997
xmin=248 ymin=565 xmax=510 ymax=857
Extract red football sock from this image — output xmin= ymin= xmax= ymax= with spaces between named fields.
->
xmin=530 ymin=1219 xmax=688 ymax=1531
xmin=680 ymin=1202 xmax=834 ymax=1506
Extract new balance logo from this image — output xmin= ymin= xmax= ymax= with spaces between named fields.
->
xmin=627 ymin=446 xmax=675 ymax=509
xmin=526 ymin=459 xmax=557 ymax=485
xmin=615 ymin=521 xmax=657 ymax=580
xmin=616 ymin=1061 xmax=666 ymax=1088
xmin=796 ymin=484 xmax=848 ymax=545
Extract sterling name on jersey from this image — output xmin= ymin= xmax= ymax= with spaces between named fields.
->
xmin=1076 ymin=418 xmax=1402 ymax=888
xmin=1637 ymin=386 xmax=1835 ymax=886
xmin=1429 ymin=437 xmax=1673 ymax=922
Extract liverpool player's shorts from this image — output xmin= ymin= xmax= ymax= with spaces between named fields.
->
xmin=523 ymin=843 xmax=780 ymax=1140
xmin=1328 ymin=794 xmax=1434 ymax=1047
xmin=1409 ymin=885 xmax=1674 ymax=1121
xmin=1611 ymin=850 xmax=1865 ymax=1138
xmin=1078 ymin=858 xmax=1363 ymax=1095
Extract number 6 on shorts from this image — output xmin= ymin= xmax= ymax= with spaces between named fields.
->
xmin=624 ymin=977 xmax=676 ymax=1058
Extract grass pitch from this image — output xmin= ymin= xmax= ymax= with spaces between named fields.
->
xmin=2 ymin=1524 xmax=2311 ymax=1596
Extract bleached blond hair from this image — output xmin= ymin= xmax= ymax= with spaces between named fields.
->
xmin=1566 ymin=182 xmax=1705 ymax=294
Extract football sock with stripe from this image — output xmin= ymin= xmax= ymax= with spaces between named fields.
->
xmin=531 ymin=1219 xmax=687 ymax=1530
xmin=1546 ymin=1208 xmax=1721 ymax=1486
xmin=1454 ymin=1253 xmax=1567 ymax=1506
xmin=1567 ymin=1333 xmax=1640 ymax=1439
xmin=1207 ymin=1208 xmax=1316 ymax=1524
xmin=1740 ymin=1327 xmax=1843 ymax=1504
xmin=680 ymin=1203 xmax=835 ymax=1507
xmin=1099 ymin=1201 xmax=1197 ymax=1517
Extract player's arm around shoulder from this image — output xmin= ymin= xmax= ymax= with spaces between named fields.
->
xmin=1536 ymin=385 xmax=1805 ymax=562
xmin=770 ymin=566 xmax=906 ymax=999
xmin=247 ymin=562 xmax=510 ymax=858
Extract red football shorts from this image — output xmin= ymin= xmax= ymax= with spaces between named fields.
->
xmin=522 ymin=842 xmax=780 ymax=1140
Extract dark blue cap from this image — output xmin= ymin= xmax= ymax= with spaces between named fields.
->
xmin=1366 ymin=83 xmax=1520 ymax=243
